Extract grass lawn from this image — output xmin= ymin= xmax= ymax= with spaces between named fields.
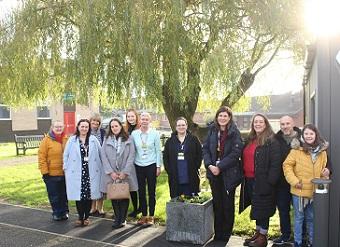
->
xmin=0 ymin=163 xmax=281 ymax=238
xmin=0 ymin=142 xmax=38 ymax=160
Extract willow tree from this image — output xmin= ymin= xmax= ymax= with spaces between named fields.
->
xmin=0 ymin=0 xmax=303 ymax=129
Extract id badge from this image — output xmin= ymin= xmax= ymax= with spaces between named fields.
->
xmin=177 ymin=152 xmax=184 ymax=160
xmin=84 ymin=157 xmax=89 ymax=162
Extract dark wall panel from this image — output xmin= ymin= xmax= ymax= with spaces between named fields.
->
xmin=328 ymin=36 xmax=340 ymax=247
xmin=304 ymin=35 xmax=340 ymax=246
xmin=0 ymin=119 xmax=51 ymax=142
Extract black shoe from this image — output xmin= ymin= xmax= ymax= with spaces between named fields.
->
xmin=273 ymin=235 xmax=291 ymax=245
xmin=128 ymin=211 xmax=137 ymax=218
xmin=60 ymin=213 xmax=69 ymax=221
xmin=52 ymin=215 xmax=62 ymax=221
xmin=128 ymin=207 xmax=142 ymax=218
xmin=112 ymin=220 xmax=125 ymax=229
xmin=98 ymin=212 xmax=106 ymax=218
xmin=89 ymin=210 xmax=99 ymax=217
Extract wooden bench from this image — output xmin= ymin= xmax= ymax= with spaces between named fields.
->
xmin=14 ymin=134 xmax=44 ymax=155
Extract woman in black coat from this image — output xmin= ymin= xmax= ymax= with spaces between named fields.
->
xmin=240 ymin=113 xmax=281 ymax=247
xmin=202 ymin=106 xmax=243 ymax=243
xmin=163 ymin=117 xmax=202 ymax=198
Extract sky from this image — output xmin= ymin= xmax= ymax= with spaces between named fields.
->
xmin=0 ymin=0 xmax=304 ymax=96
xmin=0 ymin=0 xmax=19 ymax=20
xmin=247 ymin=51 xmax=304 ymax=96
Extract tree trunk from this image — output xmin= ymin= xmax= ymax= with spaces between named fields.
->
xmin=161 ymin=59 xmax=201 ymax=132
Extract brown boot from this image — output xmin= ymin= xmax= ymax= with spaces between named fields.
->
xmin=243 ymin=231 xmax=260 ymax=246
xmin=137 ymin=216 xmax=148 ymax=225
xmin=248 ymin=233 xmax=267 ymax=247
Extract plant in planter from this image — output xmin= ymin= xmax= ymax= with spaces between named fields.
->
xmin=172 ymin=192 xmax=211 ymax=204
xmin=166 ymin=192 xmax=214 ymax=245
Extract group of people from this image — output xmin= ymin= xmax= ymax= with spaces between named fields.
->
xmin=39 ymin=106 xmax=331 ymax=247
xmin=38 ymin=110 xmax=162 ymax=228
xmin=162 ymin=106 xmax=331 ymax=247
xmin=201 ymin=107 xmax=330 ymax=247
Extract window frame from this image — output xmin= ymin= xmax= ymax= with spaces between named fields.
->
xmin=0 ymin=104 xmax=11 ymax=120
xmin=37 ymin=106 xmax=51 ymax=119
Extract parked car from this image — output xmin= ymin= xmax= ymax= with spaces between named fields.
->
xmin=101 ymin=114 xmax=126 ymax=129
xmin=101 ymin=118 xmax=111 ymax=130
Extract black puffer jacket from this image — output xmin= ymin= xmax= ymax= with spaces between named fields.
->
xmin=202 ymin=121 xmax=243 ymax=191
xmin=163 ymin=131 xmax=202 ymax=198
xmin=239 ymin=137 xmax=281 ymax=220
xmin=275 ymin=127 xmax=302 ymax=188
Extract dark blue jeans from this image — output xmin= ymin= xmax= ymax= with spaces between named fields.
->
xmin=276 ymin=184 xmax=292 ymax=238
xmin=43 ymin=176 xmax=69 ymax=217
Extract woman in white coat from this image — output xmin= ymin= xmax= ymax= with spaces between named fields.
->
xmin=101 ymin=118 xmax=137 ymax=228
xmin=63 ymin=119 xmax=102 ymax=227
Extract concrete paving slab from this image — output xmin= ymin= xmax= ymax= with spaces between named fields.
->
xmin=0 ymin=202 xmax=275 ymax=247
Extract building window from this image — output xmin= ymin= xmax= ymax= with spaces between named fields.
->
xmin=311 ymin=95 xmax=316 ymax=125
xmin=37 ymin=106 xmax=50 ymax=119
xmin=0 ymin=104 xmax=10 ymax=119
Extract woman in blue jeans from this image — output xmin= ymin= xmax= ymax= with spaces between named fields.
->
xmin=283 ymin=124 xmax=330 ymax=247
xmin=38 ymin=120 xmax=69 ymax=221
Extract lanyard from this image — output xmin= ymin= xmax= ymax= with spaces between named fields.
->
xmin=140 ymin=132 xmax=148 ymax=149
xmin=178 ymin=134 xmax=187 ymax=151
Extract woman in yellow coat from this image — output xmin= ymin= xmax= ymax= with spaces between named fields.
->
xmin=283 ymin=124 xmax=330 ymax=247
xmin=38 ymin=120 xmax=69 ymax=221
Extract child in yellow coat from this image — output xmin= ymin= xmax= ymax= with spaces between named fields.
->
xmin=283 ymin=124 xmax=330 ymax=247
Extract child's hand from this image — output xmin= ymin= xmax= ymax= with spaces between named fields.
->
xmin=295 ymin=181 xmax=303 ymax=189
xmin=321 ymin=168 xmax=330 ymax=179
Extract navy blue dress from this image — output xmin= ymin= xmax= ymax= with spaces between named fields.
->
xmin=80 ymin=143 xmax=91 ymax=200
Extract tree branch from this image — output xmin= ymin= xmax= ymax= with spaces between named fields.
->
xmin=253 ymin=41 xmax=282 ymax=76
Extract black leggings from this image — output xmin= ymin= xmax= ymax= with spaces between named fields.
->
xmin=130 ymin=191 xmax=139 ymax=211
xmin=75 ymin=200 xmax=92 ymax=220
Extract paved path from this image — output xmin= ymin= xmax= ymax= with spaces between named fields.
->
xmin=0 ymin=155 xmax=38 ymax=167
xmin=0 ymin=158 xmax=280 ymax=247
xmin=0 ymin=202 xmax=271 ymax=247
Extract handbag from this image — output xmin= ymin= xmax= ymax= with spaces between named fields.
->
xmin=107 ymin=179 xmax=130 ymax=200
xmin=106 ymin=154 xmax=130 ymax=200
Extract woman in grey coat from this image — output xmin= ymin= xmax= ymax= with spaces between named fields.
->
xmin=101 ymin=118 xmax=138 ymax=228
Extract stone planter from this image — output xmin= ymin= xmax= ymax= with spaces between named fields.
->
xmin=166 ymin=198 xmax=214 ymax=245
